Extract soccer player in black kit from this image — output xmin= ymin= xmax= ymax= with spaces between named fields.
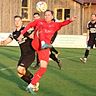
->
xmin=80 ymin=14 xmax=96 ymax=63
xmin=0 ymin=16 xmax=35 ymax=84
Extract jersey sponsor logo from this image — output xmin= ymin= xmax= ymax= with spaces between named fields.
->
xmin=40 ymin=22 xmax=43 ymax=25
xmin=90 ymin=28 xmax=96 ymax=33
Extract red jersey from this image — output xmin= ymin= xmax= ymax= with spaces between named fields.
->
xmin=21 ymin=19 xmax=72 ymax=44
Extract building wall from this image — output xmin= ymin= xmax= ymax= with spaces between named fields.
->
xmin=0 ymin=1 xmax=2 ymax=32
xmin=0 ymin=0 xmax=96 ymax=35
xmin=31 ymin=0 xmax=82 ymax=35
xmin=0 ymin=0 xmax=21 ymax=32
xmin=82 ymin=4 xmax=96 ymax=34
xmin=31 ymin=0 xmax=96 ymax=35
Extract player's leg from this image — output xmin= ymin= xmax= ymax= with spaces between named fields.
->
xmin=32 ymin=53 xmax=40 ymax=70
xmin=32 ymin=36 xmax=52 ymax=50
xmin=41 ymin=41 xmax=52 ymax=49
xmin=50 ymin=46 xmax=59 ymax=57
xmin=50 ymin=52 xmax=61 ymax=69
xmin=26 ymin=49 xmax=49 ymax=93
xmin=26 ymin=60 xmax=47 ymax=94
xmin=31 ymin=60 xmax=47 ymax=85
xmin=80 ymin=47 xmax=90 ymax=63
xmin=51 ymin=46 xmax=58 ymax=54
xmin=80 ymin=40 xmax=93 ymax=63
xmin=17 ymin=55 xmax=35 ymax=84
xmin=17 ymin=65 xmax=33 ymax=84
xmin=94 ymin=39 xmax=96 ymax=48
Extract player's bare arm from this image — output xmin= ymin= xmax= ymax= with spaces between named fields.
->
xmin=70 ymin=16 xmax=77 ymax=21
xmin=17 ymin=34 xmax=24 ymax=42
xmin=0 ymin=37 xmax=12 ymax=46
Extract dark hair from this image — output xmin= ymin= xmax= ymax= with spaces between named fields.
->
xmin=33 ymin=12 xmax=40 ymax=16
xmin=14 ymin=15 xmax=22 ymax=19
xmin=44 ymin=10 xmax=54 ymax=15
xmin=52 ymin=18 xmax=55 ymax=22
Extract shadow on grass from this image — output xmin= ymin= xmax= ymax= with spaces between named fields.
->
xmin=1 ymin=46 xmax=19 ymax=53
xmin=0 ymin=51 xmax=19 ymax=61
xmin=0 ymin=62 xmax=27 ymax=91
xmin=48 ymin=66 xmax=96 ymax=95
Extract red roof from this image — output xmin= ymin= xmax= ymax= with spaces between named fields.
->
xmin=74 ymin=0 xmax=96 ymax=4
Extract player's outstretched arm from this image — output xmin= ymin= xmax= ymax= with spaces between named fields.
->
xmin=58 ymin=16 xmax=77 ymax=28
xmin=0 ymin=37 xmax=12 ymax=46
xmin=18 ymin=20 xmax=38 ymax=42
xmin=70 ymin=16 xmax=77 ymax=21
xmin=21 ymin=20 xmax=38 ymax=35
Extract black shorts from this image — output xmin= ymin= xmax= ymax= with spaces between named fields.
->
xmin=87 ymin=33 xmax=96 ymax=48
xmin=17 ymin=53 xmax=35 ymax=69
xmin=87 ymin=39 xmax=96 ymax=48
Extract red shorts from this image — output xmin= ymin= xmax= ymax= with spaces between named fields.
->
xmin=38 ymin=48 xmax=50 ymax=63
xmin=32 ymin=37 xmax=50 ymax=63
xmin=32 ymin=37 xmax=41 ymax=51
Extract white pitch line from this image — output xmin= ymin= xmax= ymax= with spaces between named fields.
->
xmin=0 ymin=64 xmax=95 ymax=72
xmin=60 ymin=56 xmax=81 ymax=59
xmin=64 ymin=68 xmax=96 ymax=71
xmin=0 ymin=62 xmax=36 ymax=71
xmin=0 ymin=66 xmax=15 ymax=71
xmin=0 ymin=56 xmax=80 ymax=71
xmin=0 ymin=56 xmax=94 ymax=71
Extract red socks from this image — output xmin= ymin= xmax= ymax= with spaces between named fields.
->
xmin=31 ymin=67 xmax=47 ymax=85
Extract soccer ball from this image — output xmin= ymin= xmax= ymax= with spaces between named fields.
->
xmin=36 ymin=1 xmax=47 ymax=12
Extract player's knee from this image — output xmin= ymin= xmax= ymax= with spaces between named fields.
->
xmin=40 ymin=60 xmax=48 ymax=68
xmin=17 ymin=73 xmax=23 ymax=77
xmin=17 ymin=65 xmax=26 ymax=77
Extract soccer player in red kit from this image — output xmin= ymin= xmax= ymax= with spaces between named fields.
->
xmin=18 ymin=10 xmax=76 ymax=94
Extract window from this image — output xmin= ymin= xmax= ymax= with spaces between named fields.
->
xmin=57 ymin=9 xmax=63 ymax=20
xmin=55 ymin=8 xmax=70 ymax=21
xmin=21 ymin=0 xmax=30 ymax=20
xmin=64 ymin=9 xmax=70 ymax=20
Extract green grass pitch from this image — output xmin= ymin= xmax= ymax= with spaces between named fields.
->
xmin=0 ymin=47 xmax=96 ymax=96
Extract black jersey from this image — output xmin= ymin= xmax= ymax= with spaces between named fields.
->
xmin=87 ymin=21 xmax=96 ymax=33
xmin=9 ymin=26 xmax=35 ymax=56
